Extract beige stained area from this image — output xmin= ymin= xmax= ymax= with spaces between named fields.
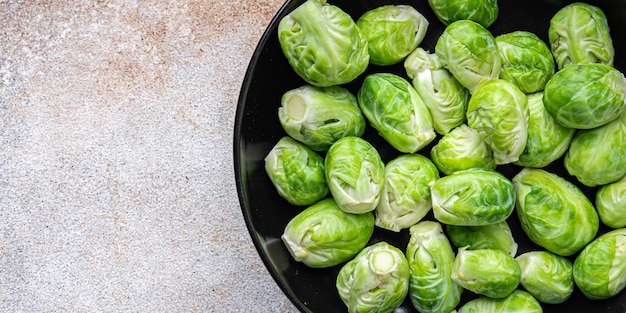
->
xmin=0 ymin=0 xmax=298 ymax=312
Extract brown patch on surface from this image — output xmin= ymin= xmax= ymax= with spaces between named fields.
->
xmin=1 ymin=0 xmax=286 ymax=132
xmin=2 ymin=0 xmax=284 ymax=104
xmin=186 ymin=0 xmax=283 ymax=41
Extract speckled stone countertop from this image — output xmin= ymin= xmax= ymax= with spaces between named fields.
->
xmin=1 ymin=1 xmax=298 ymax=312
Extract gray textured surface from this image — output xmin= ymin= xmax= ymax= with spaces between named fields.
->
xmin=0 ymin=1 xmax=298 ymax=312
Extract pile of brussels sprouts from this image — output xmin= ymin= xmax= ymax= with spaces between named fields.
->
xmin=264 ymin=0 xmax=626 ymax=312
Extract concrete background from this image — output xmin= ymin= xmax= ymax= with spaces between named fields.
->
xmin=1 ymin=0 xmax=298 ymax=312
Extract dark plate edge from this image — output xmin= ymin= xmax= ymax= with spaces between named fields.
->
xmin=232 ymin=1 xmax=309 ymax=312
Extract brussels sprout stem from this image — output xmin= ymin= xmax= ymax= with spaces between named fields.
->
xmin=284 ymin=94 xmax=307 ymax=121
xmin=369 ymin=250 xmax=397 ymax=275
xmin=281 ymin=234 xmax=308 ymax=261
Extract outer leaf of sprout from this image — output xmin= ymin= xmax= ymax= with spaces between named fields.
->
xmin=446 ymin=221 xmax=518 ymax=257
xmin=430 ymin=124 xmax=496 ymax=175
xmin=358 ymin=73 xmax=435 ymax=153
xmin=278 ymin=0 xmax=369 ymax=87
xmin=573 ymin=228 xmax=626 ymax=300
xmin=451 ymin=248 xmax=521 ymax=299
xmin=543 ymin=63 xmax=626 ymax=129
xmin=466 ymin=79 xmax=529 ymax=165
xmin=516 ymin=251 xmax=574 ymax=304
xmin=426 ymin=0 xmax=499 ymax=28
xmin=357 ymin=5 xmax=428 ymax=66
xmin=404 ymin=48 xmax=470 ymax=135
xmin=325 ymin=136 xmax=385 ymax=214
xmin=596 ymin=175 xmax=626 ymax=228
xmin=336 ymin=241 xmax=410 ymax=313
xmin=435 ymin=20 xmax=501 ymax=94
xmin=548 ymin=2 xmax=614 ymax=70
xmin=279 ymin=85 xmax=366 ymax=151
xmin=405 ymin=221 xmax=462 ymax=313
xmin=264 ymin=136 xmax=329 ymax=206
xmin=375 ymin=154 xmax=439 ymax=232
xmin=496 ymin=31 xmax=555 ymax=94
xmin=457 ymin=290 xmax=542 ymax=313
xmin=430 ymin=168 xmax=516 ymax=226
xmin=513 ymin=168 xmax=599 ymax=256
xmin=565 ymin=111 xmax=626 ymax=187
xmin=281 ymin=198 xmax=375 ymax=268
xmin=514 ymin=92 xmax=575 ymax=168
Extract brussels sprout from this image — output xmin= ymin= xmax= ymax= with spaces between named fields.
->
xmin=574 ymin=228 xmax=626 ymax=300
xmin=446 ymin=221 xmax=518 ymax=257
xmin=430 ymin=124 xmax=496 ymax=175
xmin=358 ymin=73 xmax=436 ymax=153
xmin=548 ymin=2 xmax=615 ymax=70
xmin=264 ymin=136 xmax=329 ymax=206
xmin=513 ymin=168 xmax=599 ymax=256
xmin=565 ymin=112 xmax=626 ymax=187
xmin=279 ymin=85 xmax=366 ymax=151
xmin=405 ymin=221 xmax=463 ymax=313
xmin=277 ymin=0 xmax=369 ymax=87
xmin=404 ymin=48 xmax=470 ymax=135
xmin=543 ymin=63 xmax=626 ymax=129
xmin=435 ymin=20 xmax=501 ymax=94
xmin=516 ymin=250 xmax=574 ymax=304
xmin=375 ymin=154 xmax=439 ymax=232
xmin=426 ymin=0 xmax=498 ymax=28
xmin=495 ymin=31 xmax=556 ymax=94
xmin=451 ymin=248 xmax=521 ymax=299
xmin=466 ymin=79 xmax=529 ymax=165
xmin=457 ymin=290 xmax=543 ymax=313
xmin=430 ymin=168 xmax=516 ymax=226
xmin=336 ymin=241 xmax=410 ymax=313
xmin=325 ymin=136 xmax=384 ymax=214
xmin=356 ymin=5 xmax=428 ymax=66
xmin=514 ymin=92 xmax=575 ymax=168
xmin=596 ymin=175 xmax=626 ymax=228
xmin=281 ymin=198 xmax=375 ymax=268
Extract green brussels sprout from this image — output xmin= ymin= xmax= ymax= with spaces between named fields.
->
xmin=451 ymin=248 xmax=521 ymax=299
xmin=466 ymin=79 xmax=529 ymax=165
xmin=596 ymin=175 xmax=626 ymax=228
xmin=548 ymin=2 xmax=615 ymax=70
xmin=426 ymin=0 xmax=498 ymax=28
xmin=264 ymin=136 xmax=329 ymax=206
xmin=277 ymin=0 xmax=369 ymax=87
xmin=514 ymin=92 xmax=575 ymax=168
xmin=435 ymin=20 xmax=501 ymax=94
xmin=405 ymin=221 xmax=463 ymax=313
xmin=573 ymin=228 xmax=626 ymax=300
xmin=430 ymin=124 xmax=496 ymax=175
xmin=513 ymin=168 xmax=599 ymax=256
xmin=358 ymin=73 xmax=436 ymax=153
xmin=495 ymin=31 xmax=556 ymax=94
xmin=375 ymin=154 xmax=439 ymax=232
xmin=404 ymin=48 xmax=470 ymax=135
xmin=446 ymin=221 xmax=518 ymax=257
xmin=564 ymin=112 xmax=626 ymax=187
xmin=279 ymin=85 xmax=366 ymax=151
xmin=430 ymin=168 xmax=516 ymax=226
xmin=457 ymin=290 xmax=543 ymax=313
xmin=336 ymin=241 xmax=410 ymax=313
xmin=543 ymin=63 xmax=626 ymax=129
xmin=357 ymin=5 xmax=429 ymax=66
xmin=516 ymin=251 xmax=574 ymax=304
xmin=281 ymin=198 xmax=375 ymax=268
xmin=325 ymin=136 xmax=385 ymax=214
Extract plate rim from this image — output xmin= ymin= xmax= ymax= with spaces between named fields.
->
xmin=233 ymin=0 xmax=310 ymax=311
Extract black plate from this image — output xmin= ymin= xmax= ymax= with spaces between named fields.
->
xmin=234 ymin=0 xmax=626 ymax=312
